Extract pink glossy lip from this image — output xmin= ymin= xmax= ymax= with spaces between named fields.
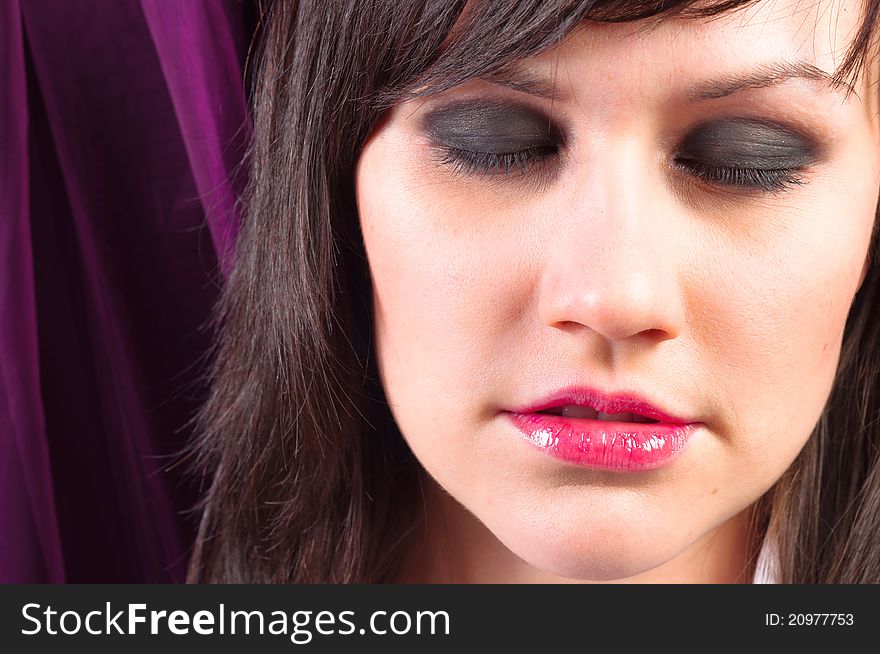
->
xmin=504 ymin=386 xmax=699 ymax=472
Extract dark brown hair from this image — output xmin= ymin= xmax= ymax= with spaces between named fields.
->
xmin=186 ymin=0 xmax=880 ymax=583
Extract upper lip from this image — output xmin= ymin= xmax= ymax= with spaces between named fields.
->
xmin=506 ymin=384 xmax=695 ymax=425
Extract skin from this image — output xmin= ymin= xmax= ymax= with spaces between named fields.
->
xmin=354 ymin=0 xmax=880 ymax=583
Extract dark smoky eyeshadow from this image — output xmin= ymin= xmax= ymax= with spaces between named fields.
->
xmin=420 ymin=99 xmax=562 ymax=153
xmin=677 ymin=118 xmax=820 ymax=169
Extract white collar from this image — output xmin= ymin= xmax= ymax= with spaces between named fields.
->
xmin=751 ymin=533 xmax=780 ymax=584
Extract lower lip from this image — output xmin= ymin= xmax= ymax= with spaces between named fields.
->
xmin=505 ymin=412 xmax=697 ymax=472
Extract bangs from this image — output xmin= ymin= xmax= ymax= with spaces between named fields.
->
xmin=386 ymin=0 xmax=876 ymax=103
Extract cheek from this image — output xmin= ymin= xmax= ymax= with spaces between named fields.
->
xmin=356 ymin=131 xmax=539 ymax=482
xmin=695 ymin=193 xmax=873 ymax=473
xmin=359 ymin=170 xmax=521 ymax=420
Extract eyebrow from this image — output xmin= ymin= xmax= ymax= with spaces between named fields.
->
xmin=689 ymin=60 xmax=855 ymax=101
xmin=479 ymin=70 xmax=560 ymax=99
xmin=479 ymin=59 xmax=856 ymax=102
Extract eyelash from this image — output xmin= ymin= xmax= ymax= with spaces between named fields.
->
xmin=671 ymin=158 xmax=805 ymax=193
xmin=434 ymin=145 xmax=807 ymax=195
xmin=435 ymin=145 xmax=559 ymax=182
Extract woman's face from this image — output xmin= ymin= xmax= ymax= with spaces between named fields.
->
xmin=355 ymin=0 xmax=880 ymax=581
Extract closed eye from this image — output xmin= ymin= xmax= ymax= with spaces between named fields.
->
xmin=421 ymin=98 xmax=564 ymax=185
xmin=672 ymin=157 xmax=806 ymax=193
xmin=434 ymin=143 xmax=810 ymax=195
xmin=671 ymin=117 xmax=819 ymax=194
xmin=421 ymin=101 xmax=820 ymax=196
xmin=433 ymin=144 xmax=559 ymax=177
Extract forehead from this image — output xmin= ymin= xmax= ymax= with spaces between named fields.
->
xmin=517 ymin=0 xmax=869 ymax=91
xmin=484 ymin=0 xmax=878 ymax=128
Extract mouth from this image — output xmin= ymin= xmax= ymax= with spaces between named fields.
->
xmin=512 ymin=386 xmax=691 ymax=425
xmin=504 ymin=385 xmax=697 ymax=472
xmin=534 ymin=405 xmax=660 ymax=424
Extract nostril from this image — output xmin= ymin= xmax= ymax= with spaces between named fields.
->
xmin=537 ymin=262 xmax=685 ymax=344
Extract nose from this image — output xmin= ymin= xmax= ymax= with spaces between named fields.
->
xmin=536 ymin=167 xmax=685 ymax=345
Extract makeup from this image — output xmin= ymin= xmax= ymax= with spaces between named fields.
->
xmin=419 ymin=99 xmax=563 ymax=181
xmin=504 ymin=386 xmax=699 ymax=472
xmin=421 ymin=99 xmax=560 ymax=153
xmin=677 ymin=117 xmax=819 ymax=169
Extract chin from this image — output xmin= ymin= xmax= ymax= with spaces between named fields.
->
xmin=487 ymin=506 xmax=690 ymax=582
xmin=507 ymin=537 xmax=676 ymax=582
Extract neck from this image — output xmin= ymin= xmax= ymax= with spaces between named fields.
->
xmin=394 ymin=478 xmax=760 ymax=584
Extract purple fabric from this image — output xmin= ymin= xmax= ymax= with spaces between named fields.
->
xmin=1 ymin=0 xmax=252 ymax=582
